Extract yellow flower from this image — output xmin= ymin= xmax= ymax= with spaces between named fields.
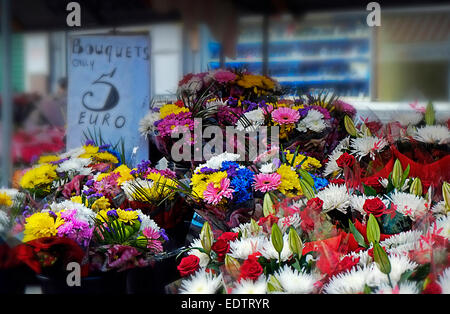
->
xmin=92 ymin=152 xmax=119 ymax=164
xmin=276 ymin=164 xmax=302 ymax=196
xmin=116 ymin=209 xmax=139 ymax=225
xmin=91 ymin=196 xmax=111 ymax=212
xmin=237 ymin=74 xmax=264 ymax=89
xmin=145 ymin=172 xmax=177 ymax=200
xmin=79 ymin=144 xmax=99 ymax=159
xmin=0 ymin=192 xmax=12 ymax=207
xmin=285 ymin=152 xmax=322 ymax=171
xmin=19 ymin=164 xmax=58 ymax=190
xmin=23 ymin=212 xmax=65 ymax=242
xmin=159 ymin=104 xmax=189 ymax=119
xmin=38 ymin=155 xmax=60 ymax=164
xmin=96 ymin=173 xmax=110 ymax=182
xmin=113 ymin=164 xmax=134 ymax=185
xmin=96 ymin=209 xmax=109 ymax=222
xmin=70 ymin=195 xmax=84 ymax=204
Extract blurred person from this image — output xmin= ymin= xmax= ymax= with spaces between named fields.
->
xmin=24 ymin=77 xmax=67 ymax=130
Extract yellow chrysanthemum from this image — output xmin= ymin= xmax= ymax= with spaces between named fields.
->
xmin=276 ymin=164 xmax=302 ymax=196
xmin=38 ymin=155 xmax=60 ymax=164
xmin=71 ymin=195 xmax=83 ymax=204
xmin=96 ymin=209 xmax=109 ymax=222
xmin=0 ymin=192 xmax=12 ymax=207
xmin=237 ymin=74 xmax=264 ymax=89
xmin=116 ymin=209 xmax=139 ymax=225
xmin=92 ymin=152 xmax=119 ymax=164
xmin=145 ymin=172 xmax=177 ymax=200
xmin=19 ymin=164 xmax=58 ymax=190
xmin=285 ymin=152 xmax=322 ymax=171
xmin=79 ymin=144 xmax=99 ymax=159
xmin=23 ymin=212 xmax=65 ymax=242
xmin=159 ymin=104 xmax=189 ymax=119
xmin=190 ymin=171 xmax=227 ymax=199
xmin=113 ymin=164 xmax=134 ymax=185
xmin=96 ymin=173 xmax=110 ymax=182
xmin=91 ymin=196 xmax=111 ymax=212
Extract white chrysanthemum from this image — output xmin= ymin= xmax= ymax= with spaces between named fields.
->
xmin=367 ymin=254 xmax=418 ymax=287
xmin=57 ymin=158 xmax=92 ymax=177
xmin=232 ymin=277 xmax=267 ymax=294
xmin=139 ymin=110 xmax=160 ymax=137
xmin=323 ymin=266 xmax=372 ymax=294
xmin=0 ymin=211 xmax=10 ymax=234
xmin=259 ymin=234 xmax=293 ymax=262
xmin=297 ymin=109 xmax=327 ymax=133
xmin=275 ymin=265 xmax=318 ymax=294
xmin=391 ymin=111 xmax=423 ymax=126
xmin=432 ymin=214 xmax=450 ymax=240
xmin=229 ymin=236 xmax=266 ymax=260
xmin=374 ymin=281 xmax=420 ymax=294
xmin=194 ymin=152 xmax=241 ymax=173
xmin=323 ymin=137 xmax=350 ymax=177
xmin=47 ymin=200 xmax=95 ymax=225
xmin=432 ymin=201 xmax=447 ymax=215
xmin=350 ymin=136 xmax=388 ymax=160
xmin=388 ymin=191 xmax=428 ymax=221
xmin=316 ymin=183 xmax=350 ymax=213
xmin=188 ymin=238 xmax=211 ymax=268
xmin=236 ymin=108 xmax=265 ymax=132
xmin=380 ymin=230 xmax=422 ymax=256
xmin=277 ymin=213 xmax=301 ymax=233
xmin=438 ymin=267 xmax=450 ymax=294
xmin=259 ymin=162 xmax=277 ymax=174
xmin=178 ymin=76 xmax=203 ymax=94
xmin=412 ymin=125 xmax=450 ymax=144
xmin=134 ymin=209 xmax=160 ymax=232
xmin=179 ymin=268 xmax=223 ymax=294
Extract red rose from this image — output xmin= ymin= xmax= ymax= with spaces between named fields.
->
xmin=239 ymin=255 xmax=263 ymax=281
xmin=218 ymin=232 xmax=239 ymax=243
xmin=306 ymin=197 xmax=324 ymax=213
xmin=211 ymin=239 xmax=230 ymax=262
xmin=336 ymin=152 xmax=355 ymax=169
xmin=363 ymin=198 xmax=386 ymax=217
xmin=177 ymin=255 xmax=200 ymax=277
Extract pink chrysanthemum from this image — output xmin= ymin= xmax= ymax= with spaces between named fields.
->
xmin=203 ymin=178 xmax=234 ymax=205
xmin=271 ymin=107 xmax=300 ymax=125
xmin=143 ymin=227 xmax=164 ymax=253
xmin=253 ymin=173 xmax=281 ymax=192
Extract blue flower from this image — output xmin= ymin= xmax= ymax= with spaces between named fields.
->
xmin=311 ymin=174 xmax=329 ymax=191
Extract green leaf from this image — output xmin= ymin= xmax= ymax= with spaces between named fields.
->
xmin=401 ymin=164 xmax=410 ymax=187
xmin=373 ymin=243 xmax=391 ymax=275
xmin=298 ymin=169 xmax=315 ymax=191
xmin=362 ymin=183 xmax=377 ymax=197
xmin=367 ymin=214 xmax=380 ymax=244
xmin=348 ymin=219 xmax=368 ymax=248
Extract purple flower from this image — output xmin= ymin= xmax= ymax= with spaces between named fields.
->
xmin=85 ymin=139 xmax=95 ymax=146
xmin=107 ymin=209 xmax=118 ymax=217
xmin=159 ymin=228 xmax=169 ymax=241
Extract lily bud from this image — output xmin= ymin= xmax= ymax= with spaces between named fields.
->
xmin=443 ymin=182 xmax=450 ymax=213
xmin=409 ymin=177 xmax=423 ymax=196
xmin=250 ymin=218 xmax=261 ymax=235
xmin=267 ymin=275 xmax=283 ymax=292
xmin=344 ymin=115 xmax=358 ymax=137
xmin=263 ymin=193 xmax=275 ymax=217
xmin=224 ymin=255 xmax=241 ymax=279
xmin=271 ymin=223 xmax=284 ymax=255
xmin=391 ymin=159 xmax=403 ymax=189
xmin=200 ymin=222 xmax=214 ymax=254
xmin=425 ymin=101 xmax=435 ymax=126
xmin=288 ymin=228 xmax=303 ymax=257
xmin=300 ymin=178 xmax=315 ymax=200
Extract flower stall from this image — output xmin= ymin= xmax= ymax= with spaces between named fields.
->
xmin=0 ymin=68 xmax=449 ymax=295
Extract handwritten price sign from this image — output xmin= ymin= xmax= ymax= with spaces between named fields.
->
xmin=67 ymin=35 xmax=150 ymax=166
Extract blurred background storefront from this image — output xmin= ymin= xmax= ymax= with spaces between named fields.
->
xmin=1 ymin=0 xmax=449 ymax=186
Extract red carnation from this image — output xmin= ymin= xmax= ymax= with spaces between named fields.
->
xmin=177 ymin=255 xmax=200 ymax=277
xmin=306 ymin=197 xmax=324 ymax=213
xmin=211 ymin=239 xmax=230 ymax=262
xmin=239 ymin=255 xmax=263 ymax=281
xmin=363 ymin=198 xmax=386 ymax=217
xmin=336 ymin=152 xmax=356 ymax=169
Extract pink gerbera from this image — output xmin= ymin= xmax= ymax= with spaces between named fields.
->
xmin=203 ymin=178 xmax=234 ymax=205
xmin=271 ymin=107 xmax=300 ymax=124
xmin=253 ymin=173 xmax=281 ymax=192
